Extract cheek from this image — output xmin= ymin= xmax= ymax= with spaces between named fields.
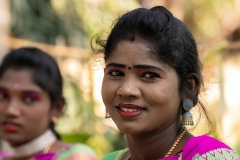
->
xmin=26 ymin=112 xmax=50 ymax=133
xmin=145 ymin=84 xmax=180 ymax=108
xmin=24 ymin=104 xmax=51 ymax=123
xmin=0 ymin=101 xmax=8 ymax=112
xmin=0 ymin=106 xmax=5 ymax=113
xmin=101 ymin=85 xmax=112 ymax=106
xmin=27 ymin=110 xmax=50 ymax=122
xmin=101 ymin=80 xmax=117 ymax=106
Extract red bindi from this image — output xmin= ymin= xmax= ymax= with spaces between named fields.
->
xmin=128 ymin=67 xmax=131 ymax=70
xmin=13 ymin=83 xmax=20 ymax=89
xmin=129 ymin=36 xmax=135 ymax=42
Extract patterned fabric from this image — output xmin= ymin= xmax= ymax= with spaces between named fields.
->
xmin=192 ymin=148 xmax=238 ymax=159
xmin=161 ymin=135 xmax=239 ymax=160
xmin=185 ymin=135 xmax=239 ymax=159
xmin=102 ymin=135 xmax=240 ymax=160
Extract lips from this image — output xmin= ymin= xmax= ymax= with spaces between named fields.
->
xmin=117 ymin=103 xmax=145 ymax=118
xmin=2 ymin=121 xmax=20 ymax=132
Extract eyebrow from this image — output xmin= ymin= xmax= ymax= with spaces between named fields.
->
xmin=106 ymin=63 xmax=126 ymax=68
xmin=106 ymin=63 xmax=164 ymax=72
xmin=22 ymin=90 xmax=42 ymax=95
xmin=133 ymin=65 xmax=164 ymax=72
xmin=0 ymin=86 xmax=41 ymax=94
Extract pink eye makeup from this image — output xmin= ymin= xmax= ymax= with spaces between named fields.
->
xmin=135 ymin=68 xmax=161 ymax=75
xmin=104 ymin=66 xmax=124 ymax=73
xmin=105 ymin=67 xmax=125 ymax=77
xmin=133 ymin=65 xmax=164 ymax=80
xmin=0 ymin=88 xmax=8 ymax=95
xmin=105 ymin=63 xmax=127 ymax=77
xmin=105 ymin=63 xmax=126 ymax=72
xmin=22 ymin=92 xmax=41 ymax=101
xmin=134 ymin=65 xmax=163 ymax=74
xmin=0 ymin=88 xmax=8 ymax=99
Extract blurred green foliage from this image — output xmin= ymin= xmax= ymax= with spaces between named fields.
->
xmin=235 ymin=143 xmax=240 ymax=155
xmin=10 ymin=0 xmax=87 ymax=47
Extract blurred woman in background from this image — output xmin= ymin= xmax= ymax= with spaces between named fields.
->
xmin=0 ymin=47 xmax=97 ymax=160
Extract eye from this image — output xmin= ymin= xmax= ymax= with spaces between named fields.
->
xmin=23 ymin=96 xmax=39 ymax=104
xmin=0 ymin=92 xmax=8 ymax=100
xmin=25 ymin=97 xmax=35 ymax=104
xmin=108 ymin=70 xmax=124 ymax=77
xmin=141 ymin=72 xmax=160 ymax=81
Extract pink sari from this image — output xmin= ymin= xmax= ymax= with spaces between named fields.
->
xmin=161 ymin=135 xmax=240 ymax=160
xmin=0 ymin=151 xmax=11 ymax=158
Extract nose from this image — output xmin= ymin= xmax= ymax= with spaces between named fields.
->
xmin=5 ymin=99 xmax=21 ymax=117
xmin=117 ymin=77 xmax=141 ymax=98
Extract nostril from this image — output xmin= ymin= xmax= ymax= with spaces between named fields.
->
xmin=117 ymin=86 xmax=141 ymax=98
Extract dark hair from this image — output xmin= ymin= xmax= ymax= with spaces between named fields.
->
xmin=92 ymin=6 xmax=213 ymax=132
xmin=0 ymin=47 xmax=64 ymax=139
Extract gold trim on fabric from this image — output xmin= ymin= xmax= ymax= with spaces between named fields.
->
xmin=115 ymin=148 xmax=129 ymax=160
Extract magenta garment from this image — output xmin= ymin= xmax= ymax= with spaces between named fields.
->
xmin=0 ymin=151 xmax=11 ymax=158
xmin=160 ymin=135 xmax=240 ymax=160
xmin=0 ymin=152 xmax=55 ymax=160
xmin=34 ymin=153 xmax=55 ymax=160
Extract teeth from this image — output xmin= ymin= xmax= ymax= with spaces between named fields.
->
xmin=121 ymin=108 xmax=139 ymax=112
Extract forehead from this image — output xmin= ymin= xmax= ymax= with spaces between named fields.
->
xmin=0 ymin=68 xmax=40 ymax=91
xmin=106 ymin=40 xmax=159 ymax=64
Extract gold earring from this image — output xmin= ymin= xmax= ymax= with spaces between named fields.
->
xmin=105 ymin=110 xmax=110 ymax=119
xmin=52 ymin=116 xmax=58 ymax=124
xmin=182 ymin=99 xmax=194 ymax=126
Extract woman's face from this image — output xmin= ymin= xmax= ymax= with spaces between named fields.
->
xmin=102 ymin=39 xmax=182 ymax=135
xmin=0 ymin=68 xmax=54 ymax=146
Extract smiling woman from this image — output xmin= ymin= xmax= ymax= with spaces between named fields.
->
xmin=91 ymin=6 xmax=240 ymax=160
xmin=0 ymin=47 xmax=97 ymax=160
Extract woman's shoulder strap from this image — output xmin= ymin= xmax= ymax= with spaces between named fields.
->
xmin=102 ymin=148 xmax=129 ymax=160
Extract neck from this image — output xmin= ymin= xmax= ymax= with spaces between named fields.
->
xmin=126 ymin=125 xmax=182 ymax=160
xmin=3 ymin=129 xmax=57 ymax=158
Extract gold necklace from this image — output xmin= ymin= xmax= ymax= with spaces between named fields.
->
xmin=164 ymin=127 xmax=186 ymax=157
xmin=126 ymin=127 xmax=187 ymax=160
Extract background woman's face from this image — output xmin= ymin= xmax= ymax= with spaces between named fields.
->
xmin=0 ymin=68 xmax=52 ymax=146
xmin=102 ymin=39 xmax=182 ymax=135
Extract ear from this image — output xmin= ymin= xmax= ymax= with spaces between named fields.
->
xmin=187 ymin=73 xmax=200 ymax=95
xmin=50 ymin=98 xmax=65 ymax=122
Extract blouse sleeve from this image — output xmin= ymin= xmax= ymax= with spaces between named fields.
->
xmin=53 ymin=143 xmax=98 ymax=160
xmin=182 ymin=135 xmax=240 ymax=159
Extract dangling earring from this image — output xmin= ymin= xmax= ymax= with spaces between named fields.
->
xmin=52 ymin=116 xmax=58 ymax=124
xmin=182 ymin=99 xmax=194 ymax=126
xmin=105 ymin=110 xmax=110 ymax=119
